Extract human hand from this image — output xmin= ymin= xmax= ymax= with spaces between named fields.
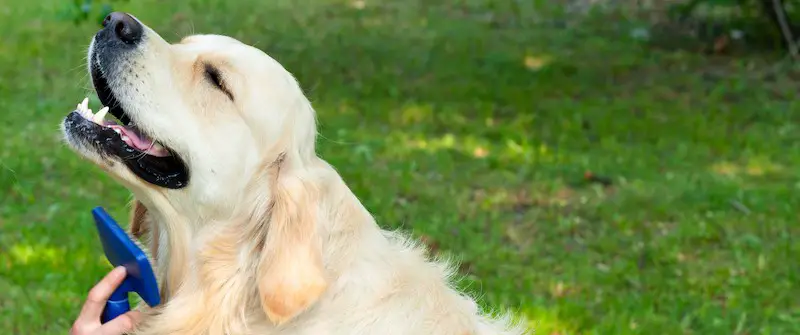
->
xmin=70 ymin=266 xmax=143 ymax=335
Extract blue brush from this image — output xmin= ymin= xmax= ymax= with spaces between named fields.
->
xmin=92 ymin=206 xmax=160 ymax=324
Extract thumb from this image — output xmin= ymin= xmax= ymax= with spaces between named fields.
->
xmin=99 ymin=310 xmax=143 ymax=335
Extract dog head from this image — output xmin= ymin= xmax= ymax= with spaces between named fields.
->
xmin=61 ymin=12 xmax=326 ymax=324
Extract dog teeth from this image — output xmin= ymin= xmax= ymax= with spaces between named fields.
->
xmin=93 ymin=106 xmax=109 ymax=124
xmin=79 ymin=97 xmax=88 ymax=112
xmin=77 ymin=97 xmax=91 ymax=118
xmin=76 ymin=98 xmax=114 ymax=125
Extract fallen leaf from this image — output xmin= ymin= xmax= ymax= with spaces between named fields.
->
xmin=473 ymin=146 xmax=488 ymax=158
xmin=550 ymin=281 xmax=567 ymax=298
xmin=351 ymin=0 xmax=366 ymax=9
xmin=523 ymin=55 xmax=548 ymax=70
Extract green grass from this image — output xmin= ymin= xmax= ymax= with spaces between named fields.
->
xmin=2 ymin=0 xmax=799 ymax=334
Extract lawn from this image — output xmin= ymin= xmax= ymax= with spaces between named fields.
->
xmin=1 ymin=0 xmax=799 ymax=334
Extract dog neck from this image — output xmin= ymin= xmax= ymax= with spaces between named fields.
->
xmin=130 ymin=152 xmax=426 ymax=333
xmin=131 ymin=151 xmax=305 ymax=291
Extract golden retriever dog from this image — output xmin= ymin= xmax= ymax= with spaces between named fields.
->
xmin=61 ymin=12 xmax=529 ymax=335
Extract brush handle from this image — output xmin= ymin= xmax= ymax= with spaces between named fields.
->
xmin=101 ymin=277 xmax=132 ymax=324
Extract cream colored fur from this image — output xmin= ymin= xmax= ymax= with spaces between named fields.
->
xmin=65 ymin=14 xmax=529 ymax=335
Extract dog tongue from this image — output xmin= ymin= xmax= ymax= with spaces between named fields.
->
xmin=108 ymin=125 xmax=170 ymax=157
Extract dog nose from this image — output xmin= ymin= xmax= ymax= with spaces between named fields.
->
xmin=102 ymin=12 xmax=143 ymax=44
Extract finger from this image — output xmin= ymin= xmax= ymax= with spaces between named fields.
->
xmin=76 ymin=266 xmax=128 ymax=323
xmin=98 ymin=310 xmax=142 ymax=335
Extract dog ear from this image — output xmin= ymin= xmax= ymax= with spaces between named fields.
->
xmin=256 ymin=164 xmax=328 ymax=325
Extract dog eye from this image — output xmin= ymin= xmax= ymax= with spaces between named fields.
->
xmin=204 ymin=64 xmax=233 ymax=100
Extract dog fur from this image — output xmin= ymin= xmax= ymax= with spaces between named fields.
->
xmin=63 ymin=14 xmax=529 ymax=335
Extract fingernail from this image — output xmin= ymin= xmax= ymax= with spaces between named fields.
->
xmin=113 ymin=266 xmax=127 ymax=278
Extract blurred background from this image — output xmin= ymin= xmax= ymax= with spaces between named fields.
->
xmin=1 ymin=0 xmax=799 ymax=334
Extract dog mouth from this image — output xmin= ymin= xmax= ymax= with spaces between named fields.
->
xmin=73 ymin=97 xmax=171 ymax=156
xmin=88 ymin=61 xmax=169 ymax=157
xmin=61 ymin=60 xmax=190 ymax=189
